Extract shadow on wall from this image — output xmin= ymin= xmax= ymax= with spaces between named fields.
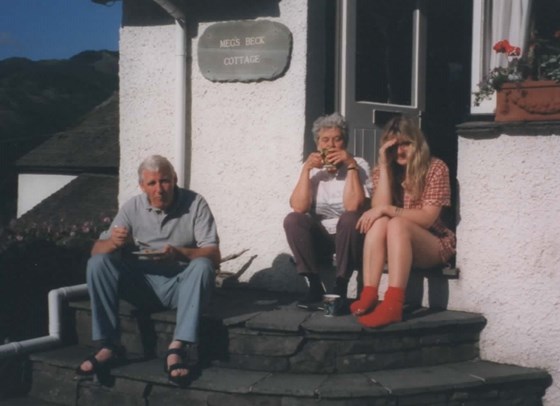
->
xmin=248 ymin=253 xmax=308 ymax=293
xmin=246 ymin=253 xmax=358 ymax=297
xmin=221 ymin=250 xmax=451 ymax=308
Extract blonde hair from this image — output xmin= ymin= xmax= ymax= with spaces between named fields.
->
xmin=381 ymin=115 xmax=431 ymax=201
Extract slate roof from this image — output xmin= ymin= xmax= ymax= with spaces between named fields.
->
xmin=16 ymin=173 xmax=118 ymax=227
xmin=16 ymin=92 xmax=119 ymax=174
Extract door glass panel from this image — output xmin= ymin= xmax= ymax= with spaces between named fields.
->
xmin=355 ymin=0 xmax=415 ymax=105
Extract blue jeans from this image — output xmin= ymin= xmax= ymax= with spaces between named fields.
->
xmin=86 ymin=253 xmax=214 ymax=344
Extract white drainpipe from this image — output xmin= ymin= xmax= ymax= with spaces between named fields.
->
xmin=151 ymin=0 xmax=188 ymax=187
xmin=175 ymin=19 xmax=187 ymax=187
xmin=0 ymin=284 xmax=88 ymax=359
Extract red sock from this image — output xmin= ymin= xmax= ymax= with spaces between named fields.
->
xmin=350 ymin=286 xmax=378 ymax=315
xmin=358 ymin=286 xmax=405 ymax=328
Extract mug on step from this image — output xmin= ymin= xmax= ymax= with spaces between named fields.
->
xmin=323 ymin=294 xmax=343 ymax=317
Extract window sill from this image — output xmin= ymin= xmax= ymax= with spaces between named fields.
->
xmin=457 ymin=119 xmax=560 ymax=139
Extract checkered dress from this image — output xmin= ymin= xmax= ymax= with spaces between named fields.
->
xmin=372 ymin=157 xmax=456 ymax=262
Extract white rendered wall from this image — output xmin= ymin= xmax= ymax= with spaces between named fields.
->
xmin=119 ymin=0 xmax=309 ymax=292
xmin=190 ymin=0 xmax=308 ymax=291
xmin=119 ymin=25 xmax=178 ymax=203
xmin=453 ymin=134 xmax=560 ymax=405
xmin=17 ymin=174 xmax=76 ymax=218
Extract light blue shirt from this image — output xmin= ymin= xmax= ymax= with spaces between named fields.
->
xmin=101 ymin=187 xmax=219 ymax=251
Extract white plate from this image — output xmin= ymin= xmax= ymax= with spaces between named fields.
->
xmin=131 ymin=250 xmax=165 ymax=257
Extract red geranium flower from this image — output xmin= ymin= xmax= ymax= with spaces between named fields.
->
xmin=493 ymin=39 xmax=521 ymax=56
xmin=475 ymin=34 xmax=560 ymax=106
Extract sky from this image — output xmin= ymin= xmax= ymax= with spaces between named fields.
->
xmin=0 ymin=0 xmax=122 ymax=61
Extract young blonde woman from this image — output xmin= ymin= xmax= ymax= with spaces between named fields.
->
xmin=351 ymin=115 xmax=456 ymax=328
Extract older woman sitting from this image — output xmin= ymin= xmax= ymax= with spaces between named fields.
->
xmin=284 ymin=112 xmax=372 ymax=308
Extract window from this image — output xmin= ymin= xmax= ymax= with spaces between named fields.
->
xmin=470 ymin=0 xmax=559 ymax=114
xmin=354 ymin=0 xmax=416 ymax=106
xmin=471 ymin=0 xmax=532 ymax=113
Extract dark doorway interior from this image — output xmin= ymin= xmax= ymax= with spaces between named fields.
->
xmin=422 ymin=0 xmax=472 ymax=228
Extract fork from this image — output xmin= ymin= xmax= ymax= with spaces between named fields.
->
xmin=135 ymin=239 xmax=151 ymax=248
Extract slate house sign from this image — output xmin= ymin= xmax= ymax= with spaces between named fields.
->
xmin=198 ymin=20 xmax=292 ymax=82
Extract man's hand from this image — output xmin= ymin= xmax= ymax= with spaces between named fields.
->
xmin=160 ymin=244 xmax=180 ymax=261
xmin=91 ymin=225 xmax=131 ymax=255
xmin=110 ymin=226 xmax=129 ymax=249
xmin=152 ymin=244 xmax=221 ymax=268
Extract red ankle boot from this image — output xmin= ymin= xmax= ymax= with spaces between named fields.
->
xmin=358 ymin=286 xmax=405 ymax=328
xmin=350 ymin=286 xmax=378 ymax=316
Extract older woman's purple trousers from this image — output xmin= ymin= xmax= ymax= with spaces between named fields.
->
xmin=283 ymin=211 xmax=363 ymax=280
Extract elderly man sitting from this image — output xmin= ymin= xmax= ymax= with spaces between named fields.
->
xmin=75 ymin=155 xmax=220 ymax=386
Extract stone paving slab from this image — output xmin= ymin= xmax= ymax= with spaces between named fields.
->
xmin=316 ymin=373 xmax=388 ymax=399
xmin=358 ymin=308 xmax=487 ymax=335
xmin=188 ymin=366 xmax=271 ymax=394
xmin=30 ymin=344 xmax=144 ymax=368
xmin=219 ymin=311 xmax=262 ymax=327
xmin=446 ymin=360 xmax=553 ymax=384
xmin=0 ymin=397 xmax=59 ymax=405
xmin=228 ymin=333 xmax=303 ymax=356
xmin=211 ymin=353 xmax=290 ymax=372
xmin=365 ymin=364 xmax=484 ymax=395
xmin=301 ymin=311 xmax=363 ymax=334
xmin=245 ymin=307 xmax=311 ymax=333
xmin=203 ymin=288 xmax=300 ymax=323
xmin=113 ymin=359 xmax=271 ymax=394
xmin=402 ymin=308 xmax=487 ymax=329
xmin=251 ymin=372 xmax=328 ymax=397
xmin=30 ymin=345 xmax=92 ymax=368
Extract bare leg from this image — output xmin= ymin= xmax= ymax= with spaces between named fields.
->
xmin=351 ymin=218 xmax=389 ymax=315
xmin=386 ymin=217 xmax=442 ymax=289
xmin=362 ymin=217 xmax=389 ymax=287
xmin=359 ymin=217 xmax=442 ymax=328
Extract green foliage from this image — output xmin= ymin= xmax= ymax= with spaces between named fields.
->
xmin=539 ymin=54 xmax=560 ymax=81
xmin=473 ymin=33 xmax=560 ymax=106
xmin=1 ymin=215 xmax=112 ymax=250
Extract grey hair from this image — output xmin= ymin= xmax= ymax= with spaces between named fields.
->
xmin=311 ymin=112 xmax=348 ymax=145
xmin=137 ymin=155 xmax=177 ymax=183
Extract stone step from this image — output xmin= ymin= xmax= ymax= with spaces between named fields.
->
xmin=29 ymin=345 xmax=551 ymax=406
xmin=70 ymin=287 xmax=487 ymax=373
xmin=0 ymin=397 xmax=59 ymax=406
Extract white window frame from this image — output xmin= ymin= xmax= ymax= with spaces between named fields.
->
xmin=470 ymin=0 xmax=533 ymax=115
xmin=470 ymin=0 xmax=496 ymax=114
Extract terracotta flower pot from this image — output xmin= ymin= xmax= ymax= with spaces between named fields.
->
xmin=495 ymin=80 xmax=560 ymax=122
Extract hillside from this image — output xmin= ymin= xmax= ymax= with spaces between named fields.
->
xmin=0 ymin=50 xmax=118 ymax=141
xmin=0 ymin=50 xmax=119 ymax=225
